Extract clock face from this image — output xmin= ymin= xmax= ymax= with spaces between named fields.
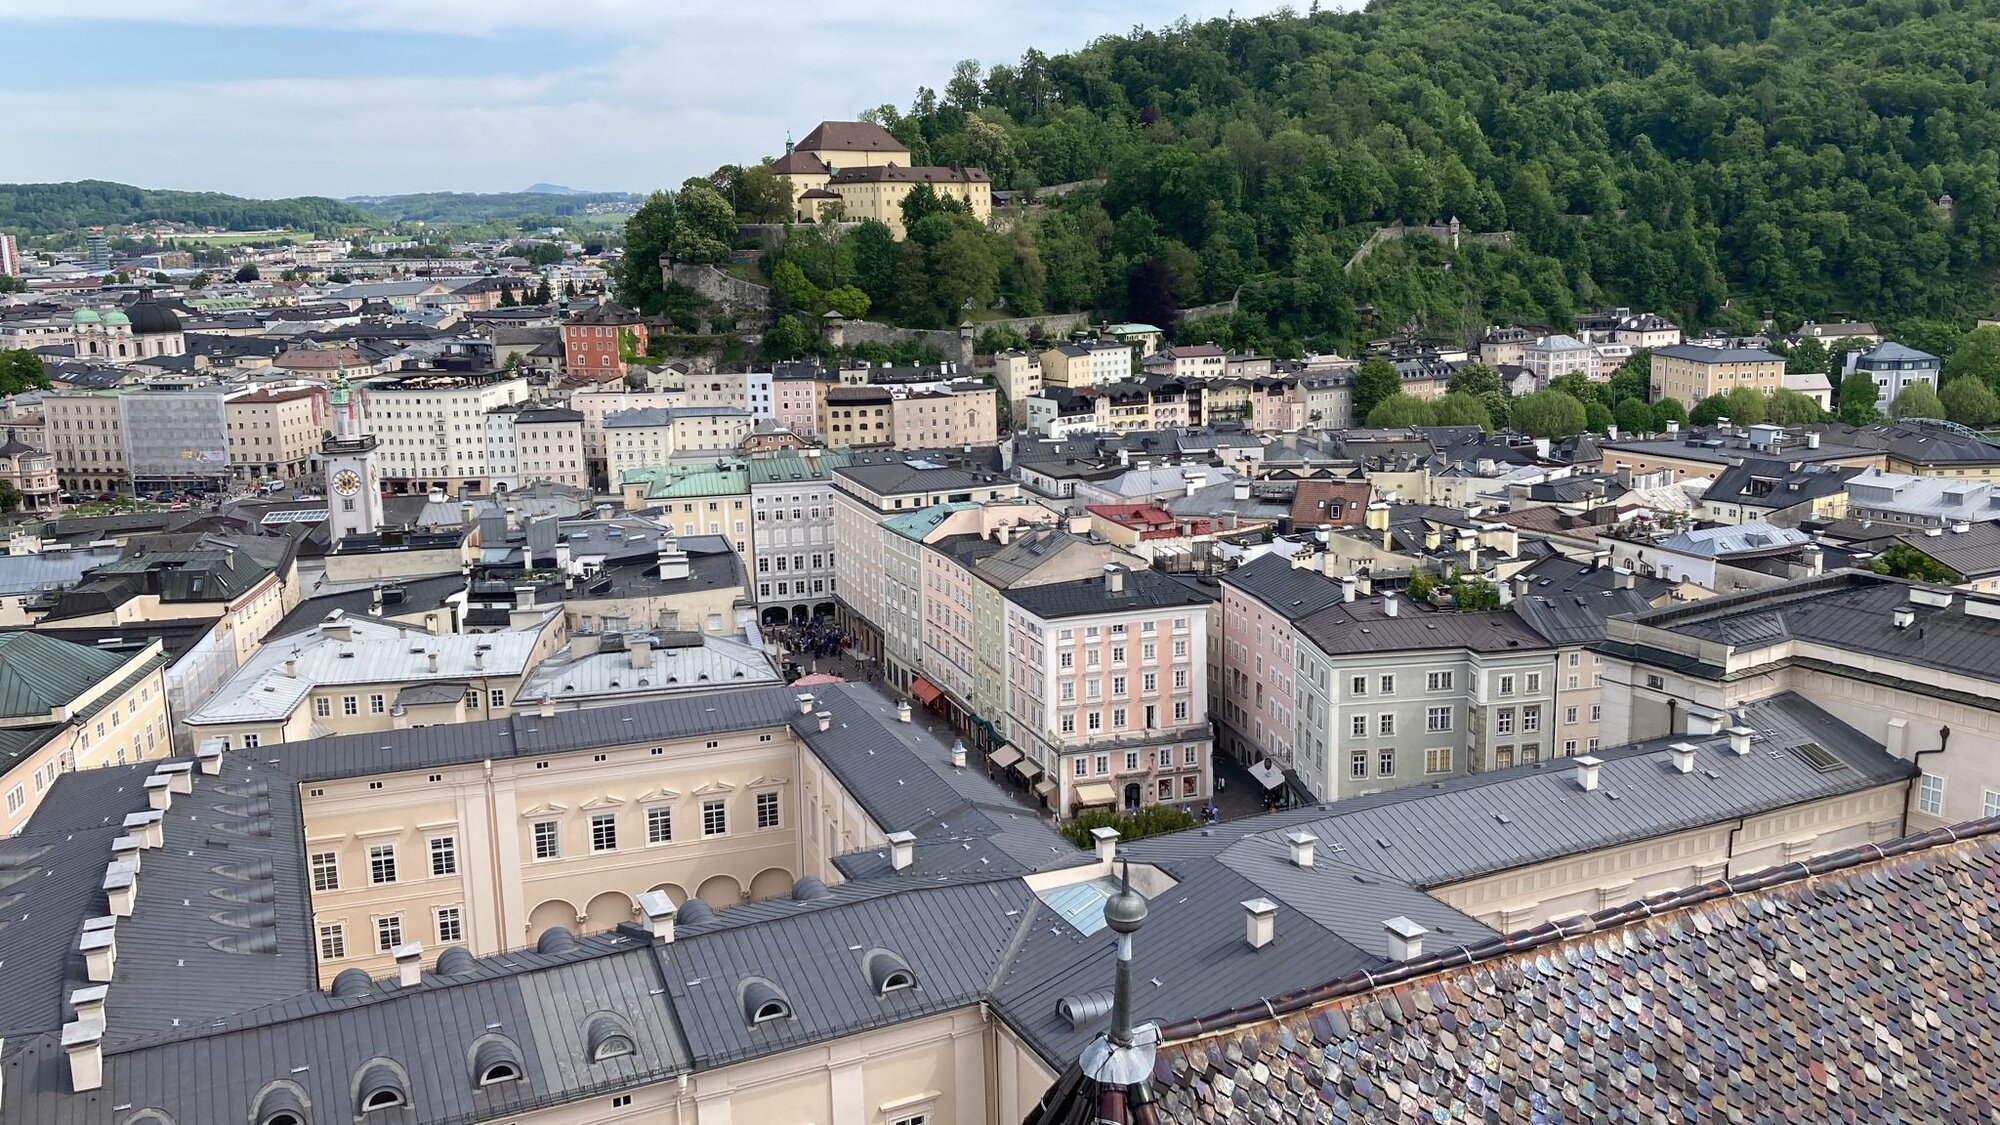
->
xmin=333 ymin=470 xmax=361 ymax=497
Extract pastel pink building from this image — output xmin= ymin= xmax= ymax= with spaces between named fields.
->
xmin=1251 ymin=377 xmax=1305 ymax=432
xmin=1215 ymin=554 xmax=1348 ymax=774
xmin=1004 ymin=564 xmax=1214 ymax=815
xmin=773 ymin=369 xmax=825 ymax=438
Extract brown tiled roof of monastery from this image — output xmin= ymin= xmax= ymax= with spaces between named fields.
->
xmin=828 ymin=165 xmax=991 ymax=185
xmin=798 ymin=120 xmax=908 ymax=156
xmin=771 ymin=149 xmax=829 ymax=176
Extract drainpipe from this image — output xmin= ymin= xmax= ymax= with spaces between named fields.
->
xmin=1907 ymin=725 xmax=1952 ymax=834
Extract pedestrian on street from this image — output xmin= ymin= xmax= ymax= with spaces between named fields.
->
xmin=1217 ymin=775 xmax=1225 ymax=794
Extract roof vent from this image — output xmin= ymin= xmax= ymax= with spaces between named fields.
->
xmin=1893 ymin=606 xmax=1916 ymax=629
xmin=435 ymin=946 xmax=478 ymax=976
xmin=790 ymin=876 xmax=830 ymax=901
xmin=740 ymin=976 xmax=794 ymax=1026
xmin=330 ymin=966 xmax=373 ymax=998
xmin=1090 ymin=826 xmax=1118 ymax=867
xmin=535 ymin=926 xmax=577 ymax=954
xmin=674 ymin=897 xmax=715 ymax=926
xmin=1727 ymin=726 xmax=1755 ymax=756
xmin=1243 ymin=898 xmax=1278 ymax=949
xmin=473 ymin=1035 xmax=525 ymax=1087
xmin=1286 ymin=830 xmax=1317 ymax=868
xmin=584 ymin=1011 xmax=637 ymax=1062
xmin=816 ymin=709 xmax=833 ymax=732
xmin=63 ymin=1019 xmax=104 ymax=1092
xmin=1668 ymin=742 xmax=1698 ymax=774
xmin=1056 ymin=988 xmax=1114 ymax=1030
xmin=861 ymin=947 xmax=917 ymax=997
xmin=1574 ymin=755 xmax=1603 ymax=792
xmin=896 ymin=699 xmax=911 ymax=723
xmin=355 ymin=1060 xmax=409 ymax=1114
xmin=887 ymin=830 xmax=916 ymax=871
xmin=393 ymin=941 xmax=424 ymax=988
xmin=1384 ymin=916 xmax=1428 ymax=962
xmin=795 ymin=691 xmax=816 ymax=715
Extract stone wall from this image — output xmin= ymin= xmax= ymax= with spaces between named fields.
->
xmin=836 ymin=319 xmax=973 ymax=368
xmin=663 ymin=260 xmax=772 ymax=312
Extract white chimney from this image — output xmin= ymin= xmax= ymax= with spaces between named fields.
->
xmin=1614 ymin=567 xmax=1637 ymax=591
xmin=951 ymin=739 xmax=967 ymax=769
xmin=814 ymin=709 xmax=833 ymax=732
xmin=473 ymin=649 xmax=485 ymax=671
xmin=1233 ymin=480 xmax=1252 ymax=502
xmin=796 ymin=692 xmax=817 ymax=715
xmin=1341 ymin=576 xmax=1357 ymax=604
xmin=638 ymin=890 xmax=677 ymax=942
xmin=1286 ymin=830 xmax=1317 ymax=868
xmin=1384 ymin=916 xmax=1428 ymax=962
xmin=887 ymin=830 xmax=916 ymax=871
xmin=1574 ymin=755 xmax=1603 ymax=792
xmin=538 ymin=694 xmax=555 ymax=719
xmin=124 ymin=810 xmax=163 ymax=849
xmin=196 ymin=742 xmax=224 ymax=775
xmin=285 ymin=656 xmax=298 ymax=676
xmin=111 ymin=835 xmax=141 ymax=872
xmin=1893 ymin=606 xmax=1916 ymax=629
xmin=1243 ymin=898 xmax=1278 ymax=949
xmin=1807 ymin=431 xmax=1821 ymax=449
xmin=103 ymin=862 xmax=137 ymax=917
xmin=1686 ymin=708 xmax=1725 ymax=736
xmin=80 ymin=919 xmax=116 ymax=982
xmin=1383 ymin=593 xmax=1398 ymax=618
xmin=1104 ymin=564 xmax=1125 ymax=594
xmin=1091 ymin=826 xmax=1119 ymax=867
xmin=144 ymin=773 xmax=172 ymax=811
xmin=69 ymin=985 xmax=108 ymax=1026
xmin=63 ymin=1019 xmax=105 ymax=1092
xmin=628 ymin=635 xmax=652 ymax=670
xmin=158 ymin=761 xmax=193 ymax=795
xmin=393 ymin=941 xmax=424 ymax=988
xmin=1668 ymin=742 xmax=1698 ymax=774
xmin=896 ymin=699 xmax=911 ymax=723
xmin=1727 ymin=726 xmax=1754 ymax=756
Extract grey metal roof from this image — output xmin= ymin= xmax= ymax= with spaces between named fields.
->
xmin=1703 ymin=456 xmax=1861 ymax=510
xmin=1507 ymin=557 xmax=1675 ymax=646
xmin=1651 ymin=343 xmax=1783 ymax=363
xmin=1218 ymin=553 xmax=1349 ymax=620
xmin=1892 ymin=521 xmax=2000 ymax=578
xmin=1296 ymin=597 xmax=1551 ymax=656
xmin=1003 ymin=567 xmax=1215 ymax=620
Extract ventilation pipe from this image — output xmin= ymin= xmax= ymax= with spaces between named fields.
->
xmin=143 ymin=774 xmax=172 ymax=812
xmin=1384 ymin=916 xmax=1428 ymax=962
xmin=158 ymin=762 xmax=193 ymax=795
xmin=1574 ymin=755 xmax=1603 ymax=792
xmin=637 ymin=890 xmax=677 ymax=943
xmin=1243 ymin=898 xmax=1278 ymax=949
xmin=896 ymin=700 xmax=911 ymax=723
xmin=124 ymin=810 xmax=163 ymax=849
xmin=69 ymin=985 xmax=108 ymax=1026
xmin=427 ymin=651 xmax=439 ymax=674
xmin=1383 ymin=593 xmax=1399 ymax=618
xmin=1104 ymin=564 xmax=1125 ymax=594
xmin=111 ymin=834 xmax=141 ymax=873
xmin=1091 ymin=826 xmax=1119 ymax=867
xmin=1668 ymin=742 xmax=1698 ymax=774
xmin=1286 ymin=830 xmax=1317 ymax=868
xmin=1893 ymin=607 xmax=1916 ymax=629
xmin=887 ymin=830 xmax=916 ymax=871
xmin=950 ymin=738 xmax=967 ymax=769
xmin=196 ymin=742 xmax=224 ymax=775
xmin=393 ymin=942 xmax=424 ymax=988
xmin=1341 ymin=576 xmax=1357 ymax=604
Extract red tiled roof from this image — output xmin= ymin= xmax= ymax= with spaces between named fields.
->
xmin=827 ymin=165 xmax=991 ymax=185
xmin=771 ymin=149 xmax=830 ymax=176
xmin=798 ymin=120 xmax=909 ymax=155
xmin=1087 ymin=503 xmax=1214 ymax=539
xmin=1288 ymin=480 xmax=1371 ymax=527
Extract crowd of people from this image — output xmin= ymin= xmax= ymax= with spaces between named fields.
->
xmin=773 ymin=620 xmax=851 ymax=661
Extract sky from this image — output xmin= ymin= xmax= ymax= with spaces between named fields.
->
xmin=0 ymin=1 xmax=1292 ymax=200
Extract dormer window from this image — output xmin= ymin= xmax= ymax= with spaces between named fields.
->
xmin=739 ymin=976 xmax=794 ymax=1026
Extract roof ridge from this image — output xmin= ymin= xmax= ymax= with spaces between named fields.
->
xmin=1152 ymin=814 xmax=2000 ymax=1044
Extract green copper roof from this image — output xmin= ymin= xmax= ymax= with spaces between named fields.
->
xmin=0 ymin=632 xmax=131 ymax=720
xmin=70 ymin=308 xmax=100 ymax=324
xmin=746 ymin=449 xmax=852 ymax=485
xmin=882 ymin=502 xmax=979 ymax=541
xmin=621 ymin=462 xmax=751 ymax=499
xmin=101 ymin=310 xmax=130 ymax=326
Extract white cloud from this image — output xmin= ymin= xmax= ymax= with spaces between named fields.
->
xmin=0 ymin=1 xmax=1295 ymax=196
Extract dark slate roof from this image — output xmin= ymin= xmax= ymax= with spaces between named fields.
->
xmin=1218 ymin=553 xmax=1349 ymax=621
xmin=273 ymin=573 xmax=468 ymax=636
xmin=1650 ymin=343 xmax=1783 ymax=363
xmin=1507 ymin=556 xmax=1676 ymax=647
xmin=1703 ymin=456 xmax=1862 ymax=510
xmin=1295 ymin=597 xmax=1551 ymax=656
xmin=1890 ymin=520 xmax=2000 ymax=578
xmin=1003 ymin=566 xmax=1215 ymax=620
xmin=1122 ymin=819 xmax=2000 ymax=1123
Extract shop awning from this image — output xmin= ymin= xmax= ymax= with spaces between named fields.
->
xmin=988 ymin=746 xmax=1023 ymax=770
xmin=1033 ymin=778 xmax=1057 ymax=797
xmin=1074 ymin=781 xmax=1118 ymax=807
xmin=909 ymin=677 xmax=942 ymax=705
xmin=1248 ymin=760 xmax=1287 ymax=790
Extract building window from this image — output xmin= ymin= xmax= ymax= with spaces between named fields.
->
xmin=1645 ymin=674 xmax=1665 ymax=690
xmin=533 ymin=820 xmax=560 ymax=860
xmin=490 ymin=689 xmax=506 ymax=710
xmin=1060 ymin=713 xmax=1075 ymax=734
xmin=1378 ymin=748 xmax=1395 ymax=777
xmin=1124 ymin=751 xmax=1139 ymax=772
xmin=315 ymin=697 xmax=331 ymax=718
xmin=1986 ymin=790 xmax=2000 ymax=818
xmin=1424 ymin=747 xmax=1452 ymax=774
xmin=591 ymin=813 xmax=618 ymax=852
xmin=1073 ymin=757 xmax=1086 ymax=778
xmin=376 ymin=915 xmax=403 ymax=952
xmin=318 ymin=923 xmax=346 ymax=961
xmin=1379 ymin=674 xmax=1395 ymax=695
xmin=1426 ymin=670 xmax=1453 ymax=692
xmin=1426 ymin=706 xmax=1452 ymax=733
xmin=1919 ymin=773 xmax=1945 ymax=816
xmin=1565 ymin=707 xmax=1578 ymax=725
xmin=1087 ymin=711 xmax=1102 ymax=731
xmin=368 ymin=844 xmax=396 ymax=885
xmin=430 ymin=835 xmax=457 ymax=877
xmin=342 ymin=695 xmax=359 ymax=716
xmin=1495 ymin=745 xmax=1515 ymax=769
xmin=647 ymin=806 xmax=672 ymax=843
xmin=310 ymin=850 xmax=340 ymax=891
xmin=1522 ymin=706 xmax=1541 ymax=733
xmin=1349 ymin=714 xmax=1367 ymax=739
xmin=1525 ymin=673 xmax=1542 ymax=694
xmin=1590 ymin=704 xmax=1602 ymax=722
xmin=1350 ymin=675 xmax=1367 ymax=697
xmin=1378 ymin=713 xmax=1395 ymax=736
xmin=702 ymin=799 xmax=727 ymax=836
xmin=1496 ymin=708 xmax=1515 ymax=736
xmin=1173 ymin=700 xmax=1188 ymax=721
xmin=369 ymin=693 xmax=386 ymax=714
xmin=1350 ymin=749 xmax=1367 ymax=779
xmin=756 ymin=792 xmax=781 ymax=829
xmin=436 ymin=906 xmax=464 ymax=944
xmin=1498 ymin=675 xmax=1515 ymax=696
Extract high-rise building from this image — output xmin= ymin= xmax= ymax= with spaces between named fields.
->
xmin=82 ymin=228 xmax=111 ymax=271
xmin=0 ymin=232 xmax=20 ymax=277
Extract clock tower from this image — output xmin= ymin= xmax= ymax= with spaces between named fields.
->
xmin=322 ymin=367 xmax=383 ymax=542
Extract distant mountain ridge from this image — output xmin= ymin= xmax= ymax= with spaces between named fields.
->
xmin=522 ymin=183 xmax=597 ymax=195
xmin=0 ymin=179 xmax=364 ymax=236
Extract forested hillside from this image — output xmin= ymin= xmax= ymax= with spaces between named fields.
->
xmin=0 ymin=180 xmax=365 ymax=235
xmin=683 ymin=0 xmax=2000 ymax=357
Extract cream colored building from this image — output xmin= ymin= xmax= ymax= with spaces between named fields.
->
xmin=771 ymin=120 xmax=993 ymax=236
xmin=890 ymin=383 xmax=998 ymax=450
xmin=359 ymin=368 xmax=533 ymax=494
xmin=1039 ymin=341 xmax=1134 ymax=388
xmin=0 ymin=632 xmax=171 ymax=836
xmin=991 ymin=350 xmax=1041 ymax=428
xmin=1648 ymin=343 xmax=1785 ymax=404
xmin=44 ymin=390 xmax=129 ymax=494
xmin=226 ymin=385 xmax=325 ymax=484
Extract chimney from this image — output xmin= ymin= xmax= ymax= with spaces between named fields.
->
xmin=1613 ymin=567 xmax=1637 ymax=590
xmin=1592 ymin=548 xmax=1610 ymax=571
xmin=393 ymin=941 xmax=424 ymax=987
xmin=473 ymin=649 xmax=486 ymax=672
xmin=1232 ymin=480 xmax=1251 ymax=502
xmin=1511 ymin=574 xmax=1531 ymax=602
xmin=1668 ymin=741 xmax=1698 ymax=774
xmin=144 ymin=773 xmax=172 ymax=811
xmin=63 ymin=1019 xmax=104 ymax=1093
xmin=628 ymin=635 xmax=652 ymax=670
xmin=157 ymin=761 xmax=193 ymax=795
xmin=1340 ymin=575 xmax=1357 ymax=603
xmin=1666 ymin=420 xmax=1680 ymax=436
xmin=896 ymin=699 xmax=911 ymax=723
xmin=1383 ymin=593 xmax=1398 ymax=618
xmin=1574 ymin=755 xmax=1603 ymax=792
xmin=1356 ymin=573 xmax=1373 ymax=597
xmin=657 ymin=538 xmax=690 ymax=581
xmin=69 ymin=985 xmax=108 ymax=1026
xmin=816 ymin=710 xmax=833 ymax=732
xmin=1727 ymin=725 xmax=1755 ymax=756
xmin=1383 ymin=916 xmax=1428 ymax=962
xmin=80 ymin=918 xmax=116 ymax=982
xmin=285 ymin=656 xmax=298 ymax=676
xmin=1242 ymin=898 xmax=1278 ymax=949
xmin=950 ymin=738 xmax=967 ymax=768
xmin=637 ymin=890 xmax=677 ymax=942
xmin=426 ymin=651 xmax=439 ymax=674
xmin=887 ymin=830 xmax=916 ymax=871
xmin=103 ymin=862 xmax=137 ymax=917
xmin=1365 ymin=502 xmax=1390 ymax=532
xmin=1091 ymin=826 xmax=1119 ymax=867
xmin=538 ymin=694 xmax=555 ymax=718
xmin=1286 ymin=830 xmax=1316 ymax=868
xmin=111 ymin=835 xmax=141 ymax=872
xmin=1686 ymin=708 xmax=1724 ymax=736
xmin=1807 ymin=431 xmax=1821 ymax=449
xmin=1893 ymin=606 xmax=1916 ymax=629
xmin=1802 ymin=544 xmax=1824 ymax=575
xmin=123 ymin=810 xmax=163 ymax=849
xmin=795 ymin=692 xmax=817 ymax=715
xmin=196 ymin=741 xmax=224 ymax=775
xmin=1104 ymin=564 xmax=1125 ymax=594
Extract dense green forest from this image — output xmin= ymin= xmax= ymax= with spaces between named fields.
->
xmin=0 ymin=180 xmax=366 ymax=236
xmin=639 ymin=0 xmax=2000 ymax=358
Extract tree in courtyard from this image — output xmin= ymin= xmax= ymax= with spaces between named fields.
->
xmin=1365 ymin=393 xmax=1437 ymax=427
xmin=1889 ymin=381 xmax=1946 ymax=420
xmin=1510 ymin=390 xmax=1588 ymax=438
xmin=1351 ymin=356 xmax=1401 ymax=422
xmin=1836 ymin=371 xmax=1883 ymax=425
xmin=1940 ymin=377 xmax=2000 ymax=426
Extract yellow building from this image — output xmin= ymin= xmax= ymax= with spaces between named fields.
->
xmin=0 ymin=631 xmax=172 ymax=835
xmin=1649 ymin=343 xmax=1785 ymax=403
xmin=825 ymin=165 xmax=992 ymax=237
xmin=773 ymin=120 xmax=993 ymax=236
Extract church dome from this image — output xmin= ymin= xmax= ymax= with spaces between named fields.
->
xmin=125 ymin=289 xmax=182 ymax=335
xmin=101 ymin=310 xmax=130 ymax=326
xmin=71 ymin=308 xmax=100 ymax=324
